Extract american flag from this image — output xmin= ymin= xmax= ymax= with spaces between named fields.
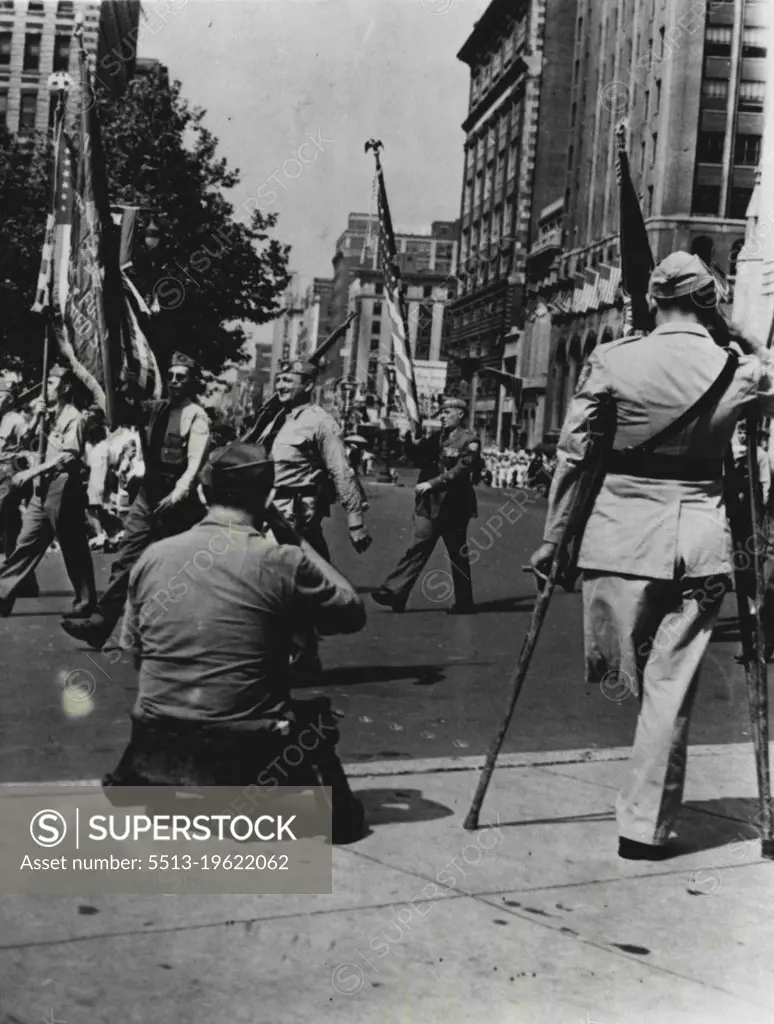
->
xmin=374 ymin=159 xmax=421 ymax=433
xmin=572 ymin=272 xmax=586 ymax=313
xmin=597 ymin=263 xmax=621 ymax=306
xmin=33 ymin=42 xmax=161 ymax=422
xmin=582 ymin=268 xmax=600 ymax=310
xmin=31 ymin=121 xmax=72 ymax=316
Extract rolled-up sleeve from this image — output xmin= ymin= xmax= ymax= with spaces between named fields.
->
xmin=317 ymin=417 xmax=364 ymax=519
xmin=543 ymin=351 xmax=613 ymax=544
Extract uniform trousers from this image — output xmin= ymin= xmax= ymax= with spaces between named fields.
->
xmin=583 ymin=571 xmax=726 ymax=845
xmin=382 ymin=514 xmax=473 ymax=607
xmin=0 ymin=474 xmax=95 ymax=608
xmin=98 ymin=488 xmax=204 ymax=634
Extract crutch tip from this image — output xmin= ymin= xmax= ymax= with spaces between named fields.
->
xmin=463 ymin=812 xmax=479 ymax=831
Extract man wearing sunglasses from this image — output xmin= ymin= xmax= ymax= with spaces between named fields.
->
xmin=61 ymin=352 xmax=210 ymax=650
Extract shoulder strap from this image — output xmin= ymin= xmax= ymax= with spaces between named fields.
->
xmin=626 ymin=349 xmax=739 ymax=455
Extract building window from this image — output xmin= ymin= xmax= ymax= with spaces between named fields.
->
xmin=24 ymin=33 xmax=42 ymax=72
xmin=735 ymin=134 xmax=761 ymax=166
xmin=19 ymin=91 xmax=37 ymax=133
xmin=738 ymin=80 xmax=765 ymax=112
xmin=53 ymin=35 xmax=71 ymax=72
xmin=375 ymin=283 xmax=383 ymax=296
xmin=57 ymin=0 xmax=75 ymax=13
xmin=372 ymin=301 xmax=382 ymax=316
xmin=742 ymin=26 xmax=767 ymax=58
xmin=651 ymin=132 xmax=658 ymax=166
xmin=371 ymin=319 xmax=381 ymax=335
xmin=28 ymin=0 xmax=44 ymax=11
xmin=644 ymin=90 xmax=650 ymax=122
xmin=697 ymin=131 xmax=725 ymax=163
xmin=705 ymin=25 xmax=732 ymax=56
xmin=647 ymin=185 xmax=654 ymax=216
xmin=729 ymin=186 xmax=753 ymax=219
xmin=423 ymin=285 xmax=433 ymax=298
xmin=690 ymin=237 xmax=714 ymax=265
xmin=0 ymin=90 xmax=7 ymax=129
xmin=702 ymin=78 xmax=729 ymax=108
xmin=692 ymin=184 xmax=720 ymax=216
xmin=640 ymin=141 xmax=646 ymax=173
xmin=0 ymin=32 xmax=10 ymax=67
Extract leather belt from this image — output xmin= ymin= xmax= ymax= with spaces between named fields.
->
xmin=606 ymin=451 xmax=723 ymax=481
xmin=273 ymin=484 xmax=319 ymax=499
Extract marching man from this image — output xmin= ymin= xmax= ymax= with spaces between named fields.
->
xmin=372 ymin=395 xmax=480 ymax=614
xmin=530 ymin=251 xmax=774 ymax=860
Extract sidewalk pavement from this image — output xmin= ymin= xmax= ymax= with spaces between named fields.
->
xmin=1 ymin=742 xmax=773 ymax=1024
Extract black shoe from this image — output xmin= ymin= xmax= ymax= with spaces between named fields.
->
xmin=371 ymin=588 xmax=406 ymax=613
xmin=60 ymin=613 xmax=111 ymax=650
xmin=618 ymin=837 xmax=673 ymax=861
xmin=447 ymin=603 xmax=475 ymax=615
xmin=0 ymin=596 xmax=14 ymax=618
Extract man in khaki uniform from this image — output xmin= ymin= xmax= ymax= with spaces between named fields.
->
xmin=531 ymin=251 xmax=774 ymax=860
xmin=258 ymin=360 xmax=371 ymax=558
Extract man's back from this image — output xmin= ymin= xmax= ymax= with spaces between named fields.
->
xmin=123 ymin=508 xmax=364 ymax=724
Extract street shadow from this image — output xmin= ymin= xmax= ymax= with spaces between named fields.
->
xmin=355 ymin=786 xmax=454 ymax=825
xmin=675 ymin=798 xmax=761 ymax=854
xmin=471 ymin=596 xmax=535 ymax=613
xmin=710 ymin=615 xmax=741 ymax=643
xmin=293 ymin=664 xmax=449 ymax=688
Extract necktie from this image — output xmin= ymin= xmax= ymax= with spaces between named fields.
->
xmin=262 ymin=408 xmax=288 ymax=454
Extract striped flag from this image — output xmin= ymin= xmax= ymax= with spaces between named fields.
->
xmin=31 ymin=123 xmax=72 ymax=315
xmin=597 ymin=263 xmax=621 ymax=306
xmin=373 ymin=157 xmax=421 ymax=434
xmin=572 ymin=272 xmax=586 ymax=313
xmin=582 ymin=268 xmax=600 ymax=310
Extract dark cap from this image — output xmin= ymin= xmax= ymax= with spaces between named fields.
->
xmin=649 ymin=251 xmax=715 ymax=301
xmin=442 ymin=395 xmax=468 ymax=411
xmin=169 ymin=351 xmax=197 ymax=372
xmin=199 ymin=442 xmax=274 ymax=497
xmin=277 ymin=359 xmax=317 ymax=381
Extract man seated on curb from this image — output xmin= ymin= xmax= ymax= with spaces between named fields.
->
xmin=103 ymin=441 xmax=368 ymax=844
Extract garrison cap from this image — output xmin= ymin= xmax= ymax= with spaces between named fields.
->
xmin=200 ymin=441 xmax=274 ymax=495
xmin=648 ymin=251 xmax=716 ymax=301
xmin=442 ymin=395 xmax=468 ymax=411
xmin=277 ymin=359 xmax=317 ymax=380
xmin=169 ymin=351 xmax=197 ymax=371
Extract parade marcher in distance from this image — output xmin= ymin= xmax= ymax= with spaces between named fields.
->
xmin=104 ymin=441 xmax=368 ymax=844
xmin=0 ymin=366 xmax=96 ymax=617
xmin=372 ymin=394 xmax=481 ymax=614
xmin=257 ymin=360 xmax=372 ymax=558
xmin=530 ymin=250 xmax=774 ymax=861
xmin=61 ymin=352 xmax=210 ymax=649
xmin=0 ymin=382 xmax=40 ymax=596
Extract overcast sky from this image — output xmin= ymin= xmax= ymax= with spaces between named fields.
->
xmin=138 ymin=0 xmax=489 ymax=304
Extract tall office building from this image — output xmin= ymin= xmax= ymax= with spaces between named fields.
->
xmin=448 ymin=0 xmax=576 ymax=441
xmin=324 ymin=213 xmax=459 ymax=397
xmin=534 ymin=0 xmax=771 ymax=438
xmin=0 ymin=0 xmax=141 ymax=136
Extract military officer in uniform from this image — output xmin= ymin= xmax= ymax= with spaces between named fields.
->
xmin=61 ymin=352 xmax=210 ymax=649
xmin=372 ymin=395 xmax=480 ymax=614
xmin=0 ymin=367 xmax=96 ymax=617
xmin=530 ymin=251 xmax=774 ymax=860
xmin=258 ymin=360 xmax=371 ymax=557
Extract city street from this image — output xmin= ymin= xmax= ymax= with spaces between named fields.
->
xmin=0 ymin=476 xmax=762 ymax=785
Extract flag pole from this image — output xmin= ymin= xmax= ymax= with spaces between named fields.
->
xmin=37 ymin=73 xmax=71 ymax=461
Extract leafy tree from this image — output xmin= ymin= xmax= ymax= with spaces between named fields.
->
xmin=0 ymin=128 xmax=52 ymax=385
xmin=0 ymin=74 xmax=290 ymax=384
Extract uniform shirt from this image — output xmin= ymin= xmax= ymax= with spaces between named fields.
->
xmin=545 ymin=324 xmax=774 ymax=579
xmin=260 ymin=402 xmax=364 ymax=523
xmin=122 ymin=508 xmax=365 ymax=724
xmin=408 ymin=425 xmax=480 ymax=521
xmin=44 ymin=404 xmax=85 ymax=470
